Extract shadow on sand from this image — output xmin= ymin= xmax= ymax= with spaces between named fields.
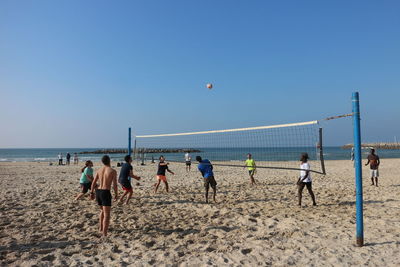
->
xmin=0 ymin=239 xmax=87 ymax=253
xmin=365 ymin=241 xmax=400 ymax=247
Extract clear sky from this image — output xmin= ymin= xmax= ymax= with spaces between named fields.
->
xmin=1 ymin=0 xmax=399 ymax=148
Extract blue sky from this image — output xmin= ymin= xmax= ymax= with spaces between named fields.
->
xmin=1 ymin=0 xmax=399 ymax=148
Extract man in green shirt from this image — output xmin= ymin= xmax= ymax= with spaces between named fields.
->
xmin=245 ymin=153 xmax=257 ymax=185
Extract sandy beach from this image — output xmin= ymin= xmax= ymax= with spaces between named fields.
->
xmin=0 ymin=159 xmax=399 ymax=266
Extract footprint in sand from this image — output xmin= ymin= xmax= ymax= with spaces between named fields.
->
xmin=41 ymin=254 xmax=55 ymax=261
xmin=241 ymin=248 xmax=252 ymax=255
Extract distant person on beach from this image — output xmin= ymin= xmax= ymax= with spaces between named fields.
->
xmin=245 ymin=153 xmax=257 ymax=185
xmin=154 ymin=156 xmax=174 ymax=193
xmin=58 ymin=153 xmax=63 ymax=165
xmin=66 ymin=153 xmax=71 ymax=165
xmin=73 ymin=153 xmax=79 ymax=164
xmin=351 ymin=147 xmax=355 ymax=168
xmin=365 ymin=148 xmax=380 ymax=186
xmin=297 ymin=153 xmax=317 ymax=207
xmin=196 ymin=156 xmax=217 ymax=203
xmin=185 ymin=152 xmax=192 ymax=172
xmin=118 ymin=155 xmax=141 ymax=204
xmin=75 ymin=160 xmax=94 ymax=200
xmin=90 ymin=155 xmax=118 ymax=237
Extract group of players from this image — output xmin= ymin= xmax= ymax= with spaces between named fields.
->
xmin=74 ymin=148 xmax=381 ymax=237
xmin=74 ymin=153 xmax=256 ymax=236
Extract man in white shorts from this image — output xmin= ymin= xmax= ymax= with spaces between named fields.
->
xmin=365 ymin=148 xmax=380 ymax=186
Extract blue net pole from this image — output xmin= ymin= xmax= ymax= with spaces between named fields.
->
xmin=352 ymin=92 xmax=364 ymax=247
xmin=128 ymin=127 xmax=132 ymax=156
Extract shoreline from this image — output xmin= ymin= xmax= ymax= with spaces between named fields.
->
xmin=1 ymin=156 xmax=400 ymax=164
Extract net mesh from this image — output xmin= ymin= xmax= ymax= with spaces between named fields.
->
xmin=134 ymin=121 xmax=324 ymax=173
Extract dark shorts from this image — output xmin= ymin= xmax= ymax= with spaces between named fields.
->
xmin=248 ymin=170 xmax=255 ymax=176
xmin=120 ymin=181 xmax=133 ymax=192
xmin=186 ymin=161 xmax=191 ymax=166
xmin=80 ymin=182 xmax=92 ymax=193
xmin=96 ymin=189 xmax=112 ymax=207
xmin=204 ymin=176 xmax=217 ymax=189
xmin=298 ymin=182 xmax=312 ymax=190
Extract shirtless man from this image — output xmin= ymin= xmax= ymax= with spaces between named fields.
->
xmin=185 ymin=152 xmax=192 ymax=172
xmin=365 ymin=148 xmax=380 ymax=186
xmin=90 ymin=155 xmax=118 ymax=237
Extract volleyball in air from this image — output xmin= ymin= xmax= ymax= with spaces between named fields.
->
xmin=206 ymin=83 xmax=213 ymax=89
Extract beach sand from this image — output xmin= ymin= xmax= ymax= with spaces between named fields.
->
xmin=0 ymin=159 xmax=399 ymax=266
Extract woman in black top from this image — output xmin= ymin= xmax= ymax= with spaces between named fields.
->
xmin=154 ymin=156 xmax=174 ymax=193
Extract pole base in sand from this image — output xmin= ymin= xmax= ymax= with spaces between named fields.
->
xmin=356 ymin=237 xmax=364 ymax=247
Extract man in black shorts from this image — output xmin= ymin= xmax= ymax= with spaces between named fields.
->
xmin=90 ymin=155 xmax=118 ymax=237
xmin=118 ymin=155 xmax=141 ymax=204
xmin=185 ymin=152 xmax=192 ymax=172
xmin=297 ymin=153 xmax=316 ymax=207
xmin=66 ymin=152 xmax=71 ymax=165
xmin=196 ymin=156 xmax=217 ymax=203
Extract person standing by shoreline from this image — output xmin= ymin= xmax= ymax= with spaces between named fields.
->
xmin=66 ymin=152 xmax=71 ymax=165
xmin=73 ymin=153 xmax=79 ymax=165
xmin=365 ymin=148 xmax=380 ymax=186
xmin=90 ymin=155 xmax=118 ymax=237
xmin=58 ymin=153 xmax=63 ymax=165
xmin=185 ymin=152 xmax=192 ymax=172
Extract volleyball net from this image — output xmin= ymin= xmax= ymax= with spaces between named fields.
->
xmin=134 ymin=120 xmax=325 ymax=174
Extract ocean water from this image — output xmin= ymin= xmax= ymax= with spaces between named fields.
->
xmin=0 ymin=148 xmax=126 ymax=163
xmin=0 ymin=147 xmax=399 ymax=163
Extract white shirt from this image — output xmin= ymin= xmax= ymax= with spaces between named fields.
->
xmin=300 ymin=162 xmax=312 ymax=183
xmin=185 ymin=153 xmax=191 ymax=162
xmin=58 ymin=154 xmax=62 ymax=160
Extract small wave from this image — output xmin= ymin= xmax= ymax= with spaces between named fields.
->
xmin=34 ymin=158 xmax=50 ymax=161
xmin=0 ymin=158 xmax=9 ymax=162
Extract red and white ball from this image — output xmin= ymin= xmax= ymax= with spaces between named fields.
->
xmin=206 ymin=83 xmax=213 ymax=89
